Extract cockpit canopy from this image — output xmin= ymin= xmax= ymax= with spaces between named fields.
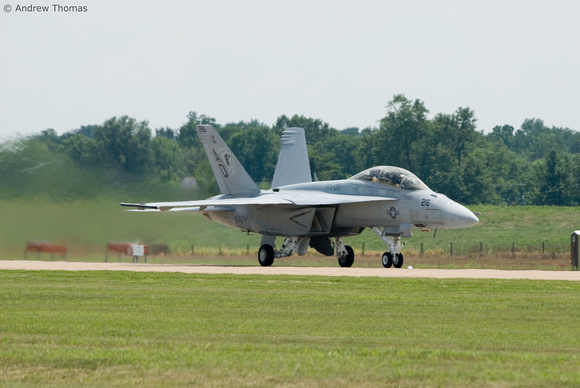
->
xmin=349 ymin=166 xmax=429 ymax=191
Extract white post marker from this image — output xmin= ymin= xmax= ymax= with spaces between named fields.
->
xmin=131 ymin=244 xmax=146 ymax=263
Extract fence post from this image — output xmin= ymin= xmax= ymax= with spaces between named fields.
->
xmin=572 ymin=232 xmax=579 ymax=271
xmin=420 ymin=242 xmax=424 ymax=255
xmin=362 ymin=242 xmax=365 ymax=256
xmin=450 ymin=242 xmax=453 ymax=255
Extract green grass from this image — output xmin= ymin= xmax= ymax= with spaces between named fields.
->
xmin=1 ymin=270 xmax=580 ymax=386
xmin=1 ymin=199 xmax=579 ymax=263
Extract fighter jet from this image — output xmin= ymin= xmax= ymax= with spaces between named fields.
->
xmin=121 ymin=125 xmax=479 ymax=268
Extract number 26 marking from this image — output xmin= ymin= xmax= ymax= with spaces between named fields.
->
xmin=421 ymin=199 xmax=430 ymax=206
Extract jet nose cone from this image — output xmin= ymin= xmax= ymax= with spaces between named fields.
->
xmin=444 ymin=203 xmax=479 ymax=229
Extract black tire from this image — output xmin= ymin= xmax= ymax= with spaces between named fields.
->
xmin=393 ymin=253 xmax=404 ymax=268
xmin=258 ymin=244 xmax=274 ymax=266
xmin=338 ymin=245 xmax=355 ymax=267
xmin=382 ymin=252 xmax=393 ymax=268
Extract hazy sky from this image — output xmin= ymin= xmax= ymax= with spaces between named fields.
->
xmin=1 ymin=0 xmax=579 ymax=139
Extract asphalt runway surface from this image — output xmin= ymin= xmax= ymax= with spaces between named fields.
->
xmin=1 ymin=260 xmax=580 ymax=281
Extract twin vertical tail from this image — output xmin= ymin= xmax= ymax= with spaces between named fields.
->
xmin=196 ymin=125 xmax=260 ymax=197
xmin=197 ymin=125 xmax=312 ymax=195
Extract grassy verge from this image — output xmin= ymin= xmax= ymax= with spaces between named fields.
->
xmin=1 ymin=200 xmax=579 ymax=268
xmin=1 ymin=270 xmax=579 ymax=387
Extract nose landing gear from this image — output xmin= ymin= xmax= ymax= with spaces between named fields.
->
xmin=374 ymin=227 xmax=406 ymax=269
xmin=381 ymin=252 xmax=404 ymax=268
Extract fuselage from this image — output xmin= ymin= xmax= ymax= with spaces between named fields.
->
xmin=277 ymin=179 xmax=478 ymax=231
xmin=203 ymin=166 xmax=479 ymax=237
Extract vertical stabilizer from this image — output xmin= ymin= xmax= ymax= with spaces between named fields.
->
xmin=272 ymin=127 xmax=312 ymax=188
xmin=197 ymin=125 xmax=260 ymax=196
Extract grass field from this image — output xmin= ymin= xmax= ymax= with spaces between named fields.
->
xmin=1 ymin=199 xmax=579 ymax=269
xmin=1 ymin=270 xmax=580 ymax=387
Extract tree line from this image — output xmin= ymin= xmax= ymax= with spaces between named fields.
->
xmin=1 ymin=94 xmax=579 ymax=206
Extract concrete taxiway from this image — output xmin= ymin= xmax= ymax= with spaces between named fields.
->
xmin=1 ymin=261 xmax=579 ymax=281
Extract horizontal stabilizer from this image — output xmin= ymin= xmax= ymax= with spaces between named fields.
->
xmin=121 ymin=203 xmax=235 ymax=212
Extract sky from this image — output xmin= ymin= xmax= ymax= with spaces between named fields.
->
xmin=1 ymin=0 xmax=580 ymax=139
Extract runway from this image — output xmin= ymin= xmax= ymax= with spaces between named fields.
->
xmin=1 ymin=260 xmax=579 ymax=281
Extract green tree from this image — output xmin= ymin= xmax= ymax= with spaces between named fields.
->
xmin=177 ymin=112 xmax=219 ymax=149
xmin=0 ymin=138 xmax=90 ymax=199
xmin=93 ymin=116 xmax=152 ymax=174
xmin=417 ymin=144 xmax=459 ymax=196
xmin=32 ymin=129 xmax=62 ymax=152
xmin=273 ymin=115 xmax=334 ymax=145
xmin=488 ymin=125 xmax=515 ymax=148
xmin=341 ymin=127 xmax=360 ymax=136
xmin=311 ymin=132 xmax=360 ymax=179
xmin=459 ymin=149 xmax=503 ymax=204
xmin=155 ymin=127 xmax=176 ymax=140
xmin=432 ymin=107 xmax=477 ymax=166
xmin=378 ymin=94 xmax=429 ymax=171
xmin=229 ymin=125 xmax=278 ymax=183
xmin=62 ymin=134 xmax=98 ymax=166
xmin=354 ymin=129 xmax=382 ymax=171
xmin=570 ymin=154 xmax=580 ymax=205
xmin=473 ymin=140 xmax=528 ymax=205
xmin=533 ymin=150 xmax=572 ymax=205
xmin=150 ymin=136 xmax=182 ymax=183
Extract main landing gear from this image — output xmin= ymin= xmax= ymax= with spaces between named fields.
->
xmin=257 ymin=236 xmax=355 ymax=267
xmin=258 ymin=235 xmax=310 ymax=267
xmin=335 ymin=237 xmax=354 ymax=267
xmin=258 ymin=244 xmax=275 ymax=267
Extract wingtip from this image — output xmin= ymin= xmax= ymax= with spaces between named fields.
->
xmin=120 ymin=203 xmax=160 ymax=211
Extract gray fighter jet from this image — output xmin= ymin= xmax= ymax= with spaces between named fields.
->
xmin=122 ymin=125 xmax=479 ymax=268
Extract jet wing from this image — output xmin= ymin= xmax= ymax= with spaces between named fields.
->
xmin=121 ymin=191 xmax=397 ymax=211
xmin=276 ymin=191 xmax=397 ymax=206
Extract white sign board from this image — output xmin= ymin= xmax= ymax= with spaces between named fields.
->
xmin=131 ymin=244 xmax=145 ymax=256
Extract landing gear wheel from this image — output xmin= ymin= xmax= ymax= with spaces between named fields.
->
xmin=382 ymin=252 xmax=393 ymax=268
xmin=393 ymin=253 xmax=404 ymax=268
xmin=258 ymin=244 xmax=274 ymax=267
xmin=338 ymin=245 xmax=354 ymax=267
